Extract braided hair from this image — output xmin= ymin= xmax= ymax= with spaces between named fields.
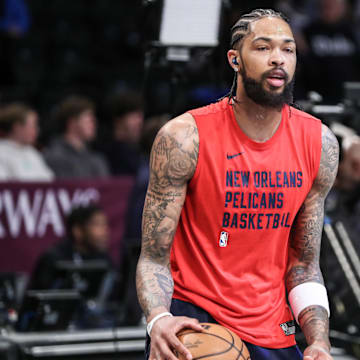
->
xmin=230 ymin=9 xmax=289 ymax=50
xmin=226 ymin=9 xmax=290 ymax=101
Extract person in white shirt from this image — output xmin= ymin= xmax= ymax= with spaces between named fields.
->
xmin=0 ymin=103 xmax=54 ymax=181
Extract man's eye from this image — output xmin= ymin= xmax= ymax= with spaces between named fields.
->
xmin=284 ymin=48 xmax=295 ymax=53
xmin=257 ymin=46 xmax=268 ymax=51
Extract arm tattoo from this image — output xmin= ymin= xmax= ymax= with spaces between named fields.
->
xmin=287 ymin=125 xmax=338 ymax=349
xmin=136 ymin=117 xmax=199 ymax=318
xmin=287 ymin=125 xmax=339 ymax=288
xmin=155 ymin=273 xmax=174 ymax=300
xmin=136 ymin=259 xmax=174 ymax=315
xmin=299 ymin=306 xmax=331 ymax=351
xmin=149 ymin=124 xmax=198 ymax=190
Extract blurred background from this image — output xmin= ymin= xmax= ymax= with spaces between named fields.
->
xmin=0 ymin=0 xmax=359 ymax=359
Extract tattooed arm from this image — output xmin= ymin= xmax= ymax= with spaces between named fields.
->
xmin=136 ymin=113 xmax=202 ymax=360
xmin=286 ymin=124 xmax=339 ymax=359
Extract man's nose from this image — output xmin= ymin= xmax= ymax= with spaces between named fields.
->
xmin=269 ymin=48 xmax=285 ymax=67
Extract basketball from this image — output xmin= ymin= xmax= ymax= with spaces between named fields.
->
xmin=176 ymin=322 xmax=251 ymax=360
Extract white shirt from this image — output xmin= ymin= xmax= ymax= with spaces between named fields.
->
xmin=0 ymin=139 xmax=54 ymax=181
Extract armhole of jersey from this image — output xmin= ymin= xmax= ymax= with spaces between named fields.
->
xmin=186 ymin=112 xmax=201 ymax=187
xmin=312 ymin=121 xmax=323 ymax=183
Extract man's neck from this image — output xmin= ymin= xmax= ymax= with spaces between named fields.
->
xmin=7 ymin=134 xmax=27 ymax=147
xmin=232 ymin=95 xmax=283 ymax=143
xmin=64 ymin=133 xmax=86 ymax=150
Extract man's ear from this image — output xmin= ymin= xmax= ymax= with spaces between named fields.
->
xmin=227 ymin=49 xmax=240 ymax=72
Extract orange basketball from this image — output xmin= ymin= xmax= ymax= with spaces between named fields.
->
xmin=176 ymin=322 xmax=251 ymax=360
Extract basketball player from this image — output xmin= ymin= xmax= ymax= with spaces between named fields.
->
xmin=136 ymin=9 xmax=339 ymax=360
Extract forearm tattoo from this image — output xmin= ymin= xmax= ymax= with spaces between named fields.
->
xmin=287 ymin=125 xmax=338 ymax=348
xmin=136 ymin=119 xmax=199 ymax=318
xmin=299 ymin=306 xmax=331 ymax=351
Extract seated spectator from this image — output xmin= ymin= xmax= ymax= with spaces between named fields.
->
xmin=44 ymin=96 xmax=109 ymax=178
xmin=325 ymin=127 xmax=360 ymax=225
xmin=0 ymin=103 xmax=54 ymax=181
xmin=335 ymin=135 xmax=360 ymax=191
xmin=103 ymin=92 xmax=144 ymax=176
xmin=27 ymin=204 xmax=115 ymax=328
xmin=298 ymin=0 xmax=360 ymax=103
xmin=28 ymin=204 xmax=112 ymax=291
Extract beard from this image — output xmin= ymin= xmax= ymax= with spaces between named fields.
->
xmin=240 ymin=67 xmax=294 ymax=109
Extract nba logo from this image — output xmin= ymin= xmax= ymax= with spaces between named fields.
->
xmin=219 ymin=231 xmax=228 ymax=247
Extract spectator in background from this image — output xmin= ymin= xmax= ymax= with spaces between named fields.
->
xmin=335 ymin=135 xmax=360 ymax=190
xmin=27 ymin=204 xmax=115 ymax=329
xmin=325 ymin=126 xmax=360 ymax=240
xmin=0 ymin=103 xmax=54 ymax=181
xmin=298 ymin=0 xmax=360 ymax=103
xmin=0 ymin=0 xmax=30 ymax=86
xmin=44 ymin=95 xmax=109 ymax=178
xmin=28 ymin=204 xmax=112 ymax=291
xmin=103 ymin=92 xmax=144 ymax=176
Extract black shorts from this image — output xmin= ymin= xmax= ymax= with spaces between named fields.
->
xmin=145 ymin=298 xmax=302 ymax=360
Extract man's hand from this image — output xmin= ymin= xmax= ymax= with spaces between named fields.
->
xmin=149 ymin=316 xmax=203 ymax=360
xmin=303 ymin=344 xmax=333 ymax=360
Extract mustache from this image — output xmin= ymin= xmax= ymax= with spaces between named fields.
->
xmin=262 ymin=68 xmax=289 ymax=83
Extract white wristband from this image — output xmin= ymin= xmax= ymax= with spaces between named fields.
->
xmin=146 ymin=312 xmax=173 ymax=336
xmin=288 ymin=282 xmax=330 ymax=324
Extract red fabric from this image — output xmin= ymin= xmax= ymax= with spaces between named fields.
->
xmin=170 ymin=98 xmax=322 ymax=348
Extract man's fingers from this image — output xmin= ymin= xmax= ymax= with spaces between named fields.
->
xmin=150 ymin=339 xmax=180 ymax=360
xmin=159 ymin=341 xmax=184 ymax=360
xmin=149 ymin=347 xmax=159 ymax=360
xmin=169 ymin=334 xmax=193 ymax=360
xmin=176 ymin=317 xmax=204 ymax=332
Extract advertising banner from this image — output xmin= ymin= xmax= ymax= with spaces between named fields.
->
xmin=0 ymin=177 xmax=134 ymax=273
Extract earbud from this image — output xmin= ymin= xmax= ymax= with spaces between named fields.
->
xmin=232 ymin=57 xmax=239 ymax=72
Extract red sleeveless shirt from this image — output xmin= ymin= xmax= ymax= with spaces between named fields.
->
xmin=170 ymin=98 xmax=322 ymax=348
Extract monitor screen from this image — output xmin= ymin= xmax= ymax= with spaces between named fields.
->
xmin=53 ymin=260 xmax=110 ymax=300
xmin=16 ymin=289 xmax=81 ymax=332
